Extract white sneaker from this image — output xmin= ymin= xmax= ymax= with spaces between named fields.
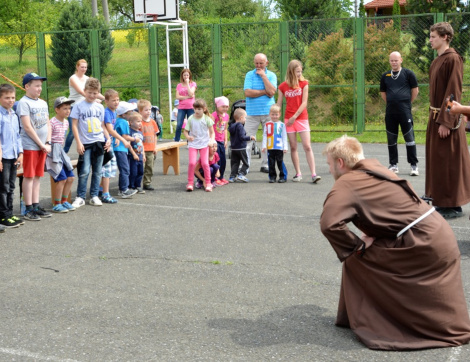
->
xmin=388 ymin=164 xmax=399 ymax=173
xmin=72 ymin=197 xmax=85 ymax=208
xmin=410 ymin=165 xmax=419 ymax=176
xmin=90 ymin=196 xmax=102 ymax=206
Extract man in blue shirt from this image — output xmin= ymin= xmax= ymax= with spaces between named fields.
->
xmin=243 ymin=53 xmax=277 ymax=173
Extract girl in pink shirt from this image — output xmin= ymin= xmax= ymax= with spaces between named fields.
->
xmin=212 ymin=96 xmax=229 ymax=185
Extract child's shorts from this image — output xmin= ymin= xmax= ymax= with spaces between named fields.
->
xmin=54 ymin=166 xmax=75 ymax=182
xmin=101 ymin=154 xmax=117 ymax=178
xmin=285 ymin=119 xmax=310 ymax=134
xmin=22 ymin=150 xmax=47 ymax=177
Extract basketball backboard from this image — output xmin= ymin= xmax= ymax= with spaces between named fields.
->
xmin=133 ymin=0 xmax=179 ymax=22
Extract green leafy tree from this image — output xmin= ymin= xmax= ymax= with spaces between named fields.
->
xmin=276 ymin=0 xmax=352 ymax=20
xmin=0 ymin=0 xmax=61 ymax=63
xmin=358 ymin=0 xmax=365 ymax=18
xmin=50 ymin=2 xmax=115 ymax=76
xmin=392 ymin=0 xmax=401 ymax=31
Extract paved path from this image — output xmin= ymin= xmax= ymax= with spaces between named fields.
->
xmin=2 ymin=142 xmax=470 ymax=361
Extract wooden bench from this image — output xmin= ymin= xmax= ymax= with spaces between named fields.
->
xmin=155 ymin=141 xmax=186 ymax=175
xmin=17 ymin=159 xmax=78 ymax=206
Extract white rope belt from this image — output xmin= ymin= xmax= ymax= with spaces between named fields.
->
xmin=397 ymin=207 xmax=435 ymax=238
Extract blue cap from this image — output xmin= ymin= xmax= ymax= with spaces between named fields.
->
xmin=23 ymin=72 xmax=47 ymax=87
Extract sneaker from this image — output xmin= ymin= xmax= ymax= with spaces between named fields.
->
xmin=143 ymin=185 xmax=155 ymax=191
xmin=0 ymin=217 xmax=20 ymax=228
xmin=293 ymin=174 xmax=302 ymax=182
xmin=237 ymin=174 xmax=249 ymax=183
xmin=24 ymin=210 xmax=41 ymax=221
xmin=121 ymin=189 xmax=137 ymax=199
xmin=228 ymin=177 xmax=236 ymax=183
xmin=215 ymin=179 xmax=225 ymax=186
xmin=62 ymin=202 xmax=76 ymax=211
xmin=72 ymin=197 xmax=86 ymax=208
xmin=312 ymin=175 xmax=322 ymax=184
xmin=260 ymin=167 xmax=269 ymax=173
xmin=220 ymin=178 xmax=229 ymax=185
xmin=269 ymin=178 xmax=276 ymax=183
xmin=410 ymin=165 xmax=419 ymax=176
xmin=195 ymin=181 xmax=203 ymax=189
xmin=100 ymin=195 xmax=118 ymax=204
xmin=388 ymin=164 xmax=399 ymax=173
xmin=90 ymin=196 xmax=103 ymax=206
xmin=437 ymin=207 xmax=463 ymax=219
xmin=186 ymin=184 xmax=193 ymax=192
xmin=136 ymin=187 xmax=146 ymax=194
xmin=205 ymin=184 xmax=213 ymax=192
xmin=11 ymin=215 xmax=25 ymax=225
xmin=52 ymin=204 xmax=69 ymax=213
xmin=278 ymin=178 xmax=287 ymax=183
xmin=35 ymin=206 xmax=52 ymax=218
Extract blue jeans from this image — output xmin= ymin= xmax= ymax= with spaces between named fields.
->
xmin=114 ymin=151 xmax=130 ymax=192
xmin=77 ymin=147 xmax=104 ymax=199
xmin=63 ymin=114 xmax=75 ymax=153
xmin=128 ymin=155 xmax=144 ymax=189
xmin=174 ymin=108 xmax=194 ymax=142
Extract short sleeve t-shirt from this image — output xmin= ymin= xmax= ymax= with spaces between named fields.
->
xmin=129 ymin=128 xmax=144 ymax=161
xmin=212 ymin=111 xmax=229 ymax=143
xmin=177 ymin=82 xmax=197 ymax=109
xmin=16 ymin=96 xmax=49 ymax=151
xmin=50 ymin=117 xmax=69 ymax=145
xmin=114 ymin=117 xmax=130 ymax=153
xmin=380 ymin=68 xmax=418 ymax=113
xmin=141 ymin=119 xmax=159 ymax=152
xmin=184 ymin=114 xmax=214 ymax=149
xmin=70 ymin=101 xmax=105 ymax=144
xmin=244 ymin=68 xmax=277 ymax=116
xmin=278 ymin=80 xmax=309 ymax=120
xmin=104 ymin=108 xmax=117 ymax=128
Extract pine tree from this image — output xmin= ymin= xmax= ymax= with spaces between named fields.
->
xmin=50 ymin=2 xmax=114 ymax=76
xmin=392 ymin=0 xmax=401 ymax=31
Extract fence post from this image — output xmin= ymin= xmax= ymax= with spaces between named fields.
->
xmin=90 ymin=30 xmax=101 ymax=81
xmin=279 ymin=21 xmax=289 ymax=82
xmin=436 ymin=12 xmax=444 ymax=23
xmin=355 ymin=17 xmax=365 ymax=134
xmin=37 ymin=32 xmax=48 ymax=101
xmin=149 ymin=25 xmax=159 ymax=106
xmin=212 ymin=24 xmax=222 ymax=97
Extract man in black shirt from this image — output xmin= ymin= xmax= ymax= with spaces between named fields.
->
xmin=380 ymin=51 xmax=419 ymax=176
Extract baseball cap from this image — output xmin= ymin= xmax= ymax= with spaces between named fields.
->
xmin=116 ymin=101 xmax=137 ymax=116
xmin=53 ymin=96 xmax=75 ymax=109
xmin=22 ymin=72 xmax=47 ymax=87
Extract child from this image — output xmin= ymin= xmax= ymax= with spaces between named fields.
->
xmin=194 ymin=143 xmax=220 ymax=189
xmin=154 ymin=107 xmax=163 ymax=140
xmin=46 ymin=96 xmax=76 ymax=213
xmin=138 ymin=99 xmax=159 ymax=191
xmin=171 ymin=100 xmax=178 ymax=133
xmin=127 ymin=112 xmax=145 ymax=192
xmin=228 ymin=108 xmax=255 ymax=183
xmin=183 ymin=98 xmax=215 ymax=192
xmin=70 ymin=77 xmax=112 ymax=207
xmin=212 ymin=96 xmax=229 ymax=185
xmin=114 ymin=102 xmax=138 ymax=198
xmin=101 ymin=89 xmax=129 ymax=204
xmin=0 ymin=83 xmax=24 ymax=228
xmin=16 ymin=72 xmax=52 ymax=221
xmin=262 ymin=104 xmax=288 ymax=183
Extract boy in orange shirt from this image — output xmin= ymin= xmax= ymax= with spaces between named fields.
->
xmin=138 ymin=99 xmax=159 ymax=191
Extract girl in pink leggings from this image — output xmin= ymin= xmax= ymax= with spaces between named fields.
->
xmin=183 ymin=99 xmax=215 ymax=192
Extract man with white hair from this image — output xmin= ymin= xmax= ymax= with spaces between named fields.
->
xmin=380 ymin=51 xmax=419 ymax=176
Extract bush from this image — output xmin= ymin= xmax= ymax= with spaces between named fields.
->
xmin=50 ymin=2 xmax=114 ymax=77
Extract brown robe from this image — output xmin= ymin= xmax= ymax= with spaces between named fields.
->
xmin=425 ymin=48 xmax=470 ymax=207
xmin=320 ymin=159 xmax=470 ymax=350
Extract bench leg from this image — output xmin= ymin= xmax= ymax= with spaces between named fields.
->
xmin=162 ymin=148 xmax=180 ymax=175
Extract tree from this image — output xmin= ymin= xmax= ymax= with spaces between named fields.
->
xmin=275 ymin=0 xmax=351 ymax=20
xmin=392 ymin=0 xmax=401 ymax=31
xmin=358 ymin=0 xmax=365 ymax=18
xmin=50 ymin=2 xmax=115 ymax=76
xmin=0 ymin=0 xmax=61 ymax=63
xmin=406 ymin=0 xmax=470 ymax=72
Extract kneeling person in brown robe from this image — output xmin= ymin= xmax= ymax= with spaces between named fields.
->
xmin=320 ymin=135 xmax=470 ymax=350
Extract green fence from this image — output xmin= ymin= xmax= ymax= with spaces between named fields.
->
xmin=1 ymin=13 xmax=469 ymax=135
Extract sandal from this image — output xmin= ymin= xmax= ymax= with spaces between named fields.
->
xmin=101 ymin=195 xmax=118 ymax=204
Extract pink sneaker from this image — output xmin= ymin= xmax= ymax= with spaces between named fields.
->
xmin=220 ymin=178 xmax=229 ymax=185
xmin=186 ymin=184 xmax=193 ymax=192
xmin=205 ymin=184 xmax=213 ymax=192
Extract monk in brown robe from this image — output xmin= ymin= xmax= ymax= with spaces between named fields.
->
xmin=320 ymin=135 xmax=470 ymax=350
xmin=426 ymin=22 xmax=470 ymax=219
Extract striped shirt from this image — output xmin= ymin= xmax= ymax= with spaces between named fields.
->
xmin=50 ymin=116 xmax=69 ymax=145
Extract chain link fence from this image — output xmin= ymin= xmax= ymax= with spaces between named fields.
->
xmin=1 ymin=13 xmax=470 ymax=135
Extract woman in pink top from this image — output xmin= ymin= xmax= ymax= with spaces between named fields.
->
xmin=277 ymin=60 xmax=320 ymax=184
xmin=174 ymin=68 xmax=197 ymax=142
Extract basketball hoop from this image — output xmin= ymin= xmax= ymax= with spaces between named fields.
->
xmin=136 ymin=13 xmax=158 ymax=23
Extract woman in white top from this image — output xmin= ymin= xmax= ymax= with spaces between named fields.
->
xmin=64 ymin=59 xmax=105 ymax=152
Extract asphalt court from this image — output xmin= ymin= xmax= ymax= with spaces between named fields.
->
xmin=1 ymin=142 xmax=470 ymax=361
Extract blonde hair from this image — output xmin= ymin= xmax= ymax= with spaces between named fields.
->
xmin=193 ymin=98 xmax=212 ymax=119
xmin=322 ymin=135 xmax=364 ymax=169
xmin=104 ymin=89 xmax=118 ymax=100
xmin=233 ymin=108 xmax=246 ymax=121
xmin=84 ymin=77 xmax=100 ymax=91
xmin=270 ymin=104 xmax=281 ymax=114
xmin=137 ymin=99 xmax=151 ymax=111
xmin=180 ymin=68 xmax=193 ymax=83
xmin=285 ymin=60 xmax=305 ymax=88
xmin=128 ymin=112 xmax=143 ymax=124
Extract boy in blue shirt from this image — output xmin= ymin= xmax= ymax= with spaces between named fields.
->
xmin=0 ymin=84 xmax=24 ymax=229
xmin=70 ymin=78 xmax=111 ymax=207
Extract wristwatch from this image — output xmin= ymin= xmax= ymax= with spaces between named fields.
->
xmin=45 ymin=141 xmax=52 ymax=145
